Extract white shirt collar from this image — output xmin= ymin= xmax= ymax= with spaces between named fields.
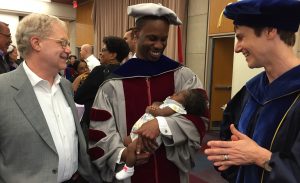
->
xmin=85 ymin=54 xmax=94 ymax=61
xmin=23 ymin=61 xmax=61 ymax=87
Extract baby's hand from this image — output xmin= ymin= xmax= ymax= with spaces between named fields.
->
xmin=146 ymin=105 xmax=159 ymax=114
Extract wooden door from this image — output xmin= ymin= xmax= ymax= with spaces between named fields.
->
xmin=209 ymin=0 xmax=237 ymax=35
xmin=210 ymin=37 xmax=234 ymax=129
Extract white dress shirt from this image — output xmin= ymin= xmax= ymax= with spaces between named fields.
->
xmin=85 ymin=54 xmax=100 ymax=71
xmin=23 ymin=62 xmax=78 ymax=182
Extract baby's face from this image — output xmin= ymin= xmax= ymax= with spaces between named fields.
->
xmin=170 ymin=90 xmax=189 ymax=105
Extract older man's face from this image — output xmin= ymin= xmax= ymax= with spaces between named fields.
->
xmin=123 ymin=30 xmax=136 ymax=53
xmin=0 ymin=24 xmax=12 ymax=53
xmin=39 ymin=22 xmax=71 ymax=72
xmin=136 ymin=19 xmax=169 ymax=61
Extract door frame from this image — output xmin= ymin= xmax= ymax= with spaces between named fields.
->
xmin=206 ymin=34 xmax=235 ymax=130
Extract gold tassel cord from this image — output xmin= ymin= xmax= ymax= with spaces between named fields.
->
xmin=217 ymin=2 xmax=233 ymax=29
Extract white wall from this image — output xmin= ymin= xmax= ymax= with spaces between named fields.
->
xmin=0 ymin=13 xmax=19 ymax=46
xmin=186 ymin=0 xmax=209 ymax=84
xmin=69 ymin=21 xmax=77 ymax=56
xmin=0 ymin=0 xmax=77 ymax=54
xmin=0 ymin=0 xmax=76 ymax=20
xmin=231 ymin=43 xmax=263 ymax=97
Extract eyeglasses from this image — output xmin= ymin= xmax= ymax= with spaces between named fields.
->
xmin=0 ymin=32 xmax=11 ymax=38
xmin=45 ymin=37 xmax=70 ymax=49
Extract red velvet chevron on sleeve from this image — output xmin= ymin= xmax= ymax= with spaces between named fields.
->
xmin=90 ymin=108 xmax=112 ymax=121
xmin=88 ymin=129 xmax=106 ymax=142
xmin=88 ymin=147 xmax=104 ymax=161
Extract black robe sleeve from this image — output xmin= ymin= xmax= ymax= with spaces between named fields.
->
xmin=219 ymin=86 xmax=250 ymax=182
xmin=267 ymin=97 xmax=300 ymax=183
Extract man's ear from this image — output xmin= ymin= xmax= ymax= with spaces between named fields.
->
xmin=265 ymin=27 xmax=277 ymax=40
xmin=31 ymin=37 xmax=41 ymax=51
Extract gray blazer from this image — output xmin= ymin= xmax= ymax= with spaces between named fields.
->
xmin=0 ymin=64 xmax=101 ymax=183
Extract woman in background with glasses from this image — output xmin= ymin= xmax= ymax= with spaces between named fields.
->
xmin=71 ymin=59 xmax=89 ymax=90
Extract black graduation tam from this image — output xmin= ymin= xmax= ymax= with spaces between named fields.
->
xmin=223 ymin=0 xmax=300 ymax=32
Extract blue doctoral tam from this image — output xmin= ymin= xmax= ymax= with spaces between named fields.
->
xmin=224 ymin=0 xmax=300 ymax=32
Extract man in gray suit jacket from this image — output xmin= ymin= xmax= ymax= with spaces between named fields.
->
xmin=0 ymin=13 xmax=101 ymax=182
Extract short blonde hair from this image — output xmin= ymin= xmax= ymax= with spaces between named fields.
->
xmin=16 ymin=13 xmax=67 ymax=58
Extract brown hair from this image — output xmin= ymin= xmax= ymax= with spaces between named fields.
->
xmin=236 ymin=25 xmax=296 ymax=46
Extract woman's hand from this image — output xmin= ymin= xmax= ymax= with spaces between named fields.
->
xmin=204 ymin=124 xmax=271 ymax=171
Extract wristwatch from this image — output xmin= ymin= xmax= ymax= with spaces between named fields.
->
xmin=263 ymin=159 xmax=272 ymax=172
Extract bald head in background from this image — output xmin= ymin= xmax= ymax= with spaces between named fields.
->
xmin=80 ymin=44 xmax=92 ymax=59
xmin=80 ymin=43 xmax=100 ymax=71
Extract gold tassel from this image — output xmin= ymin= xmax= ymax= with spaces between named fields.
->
xmin=217 ymin=2 xmax=233 ymax=28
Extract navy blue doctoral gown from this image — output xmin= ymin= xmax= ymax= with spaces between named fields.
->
xmin=220 ymin=65 xmax=300 ymax=183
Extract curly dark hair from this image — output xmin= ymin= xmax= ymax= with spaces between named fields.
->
xmin=103 ymin=36 xmax=130 ymax=62
xmin=72 ymin=59 xmax=86 ymax=72
xmin=184 ymin=89 xmax=208 ymax=117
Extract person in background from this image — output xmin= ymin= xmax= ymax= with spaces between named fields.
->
xmin=204 ymin=0 xmax=300 ymax=183
xmin=0 ymin=21 xmax=12 ymax=74
xmin=0 ymin=13 xmax=101 ymax=182
xmin=72 ymin=60 xmax=89 ymax=91
xmin=116 ymin=89 xmax=208 ymax=180
xmin=64 ymin=55 xmax=78 ymax=82
xmin=80 ymin=43 xmax=100 ymax=71
xmin=16 ymin=56 xmax=24 ymax=65
xmin=68 ymin=54 xmax=77 ymax=66
xmin=74 ymin=36 xmax=129 ymax=142
xmin=88 ymin=3 xmax=208 ymax=183
xmin=5 ymin=45 xmax=19 ymax=71
xmin=122 ymin=27 xmax=137 ymax=63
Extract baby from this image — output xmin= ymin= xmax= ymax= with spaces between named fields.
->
xmin=116 ymin=89 xmax=208 ymax=180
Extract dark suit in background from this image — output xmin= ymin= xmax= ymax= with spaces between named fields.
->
xmin=0 ymin=21 xmax=12 ymax=74
xmin=0 ymin=56 xmax=10 ymax=74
